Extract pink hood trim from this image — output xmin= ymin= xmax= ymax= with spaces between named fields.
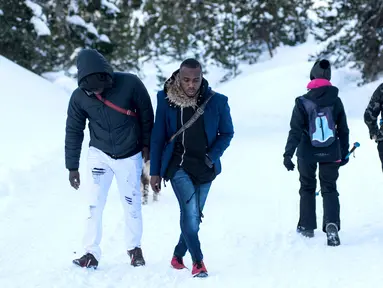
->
xmin=307 ymin=79 xmax=332 ymax=89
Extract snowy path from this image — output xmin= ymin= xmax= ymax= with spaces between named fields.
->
xmin=3 ymin=41 xmax=383 ymax=287
xmin=2 ymin=120 xmax=383 ymax=287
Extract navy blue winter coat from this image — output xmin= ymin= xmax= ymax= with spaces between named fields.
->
xmin=149 ymin=86 xmax=234 ymax=178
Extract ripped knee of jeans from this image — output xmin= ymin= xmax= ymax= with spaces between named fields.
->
xmin=92 ymin=168 xmax=106 ymax=184
xmin=88 ymin=205 xmax=96 ymax=219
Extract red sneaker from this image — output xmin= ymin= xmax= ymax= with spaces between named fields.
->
xmin=192 ymin=261 xmax=208 ymax=277
xmin=171 ymin=255 xmax=186 ymax=269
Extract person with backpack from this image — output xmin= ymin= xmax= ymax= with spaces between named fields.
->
xmin=149 ymin=58 xmax=234 ymax=277
xmin=283 ymin=59 xmax=350 ymax=246
xmin=65 ymin=48 xmax=154 ymax=269
xmin=364 ymin=84 xmax=383 ymax=171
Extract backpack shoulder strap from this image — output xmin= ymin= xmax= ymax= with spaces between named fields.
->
xmin=299 ymin=96 xmax=316 ymax=111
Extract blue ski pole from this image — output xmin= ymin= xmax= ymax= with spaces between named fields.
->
xmin=345 ymin=141 xmax=360 ymax=159
xmin=315 ymin=141 xmax=360 ymax=196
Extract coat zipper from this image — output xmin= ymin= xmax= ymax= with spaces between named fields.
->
xmin=103 ymin=103 xmax=116 ymax=156
xmin=180 ymin=107 xmax=186 ymax=165
xmin=319 ymin=116 xmax=324 ymax=140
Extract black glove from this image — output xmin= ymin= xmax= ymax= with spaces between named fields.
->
xmin=205 ymin=154 xmax=213 ymax=168
xmin=370 ymin=130 xmax=379 ymax=142
xmin=371 ymin=134 xmax=378 ymax=143
xmin=283 ymin=156 xmax=295 ymax=171
xmin=69 ymin=170 xmax=80 ymax=190
xmin=339 ymin=157 xmax=349 ymax=167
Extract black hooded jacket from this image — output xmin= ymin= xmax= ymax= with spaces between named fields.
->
xmin=284 ymin=85 xmax=349 ymax=163
xmin=65 ymin=49 xmax=154 ymax=170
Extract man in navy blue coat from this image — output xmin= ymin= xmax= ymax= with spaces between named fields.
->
xmin=149 ymin=59 xmax=234 ymax=277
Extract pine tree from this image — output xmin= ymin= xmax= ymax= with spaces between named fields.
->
xmin=139 ymin=0 xmax=207 ymax=61
xmin=97 ymin=0 xmax=144 ymax=73
xmin=279 ymin=0 xmax=313 ymax=46
xmin=138 ymin=0 xmax=214 ymax=86
xmin=201 ymin=0 xmax=312 ymax=81
xmin=205 ymin=1 xmax=261 ymax=82
xmin=0 ymin=0 xmax=51 ymax=73
xmin=35 ymin=0 xmax=142 ymax=75
xmin=312 ymin=0 xmax=383 ymax=84
xmin=1 ymin=0 xmax=315 ymax=84
xmin=46 ymin=0 xmax=117 ymax=71
xmin=239 ymin=0 xmax=313 ymax=58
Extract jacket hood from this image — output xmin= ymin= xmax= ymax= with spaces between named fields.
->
xmin=76 ymin=48 xmax=114 ymax=85
xmin=304 ymin=85 xmax=339 ymax=107
xmin=164 ymin=69 xmax=210 ymax=108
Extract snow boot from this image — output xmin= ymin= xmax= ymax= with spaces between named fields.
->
xmin=128 ymin=247 xmax=146 ymax=267
xmin=297 ymin=226 xmax=314 ymax=238
xmin=326 ymin=223 xmax=340 ymax=246
xmin=73 ymin=253 xmax=98 ymax=269
xmin=171 ymin=255 xmax=187 ymax=269
xmin=192 ymin=261 xmax=208 ymax=278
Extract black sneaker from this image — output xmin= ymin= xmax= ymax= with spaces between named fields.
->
xmin=73 ymin=253 xmax=98 ymax=269
xmin=297 ymin=226 xmax=314 ymax=238
xmin=128 ymin=247 xmax=145 ymax=267
xmin=326 ymin=223 xmax=340 ymax=246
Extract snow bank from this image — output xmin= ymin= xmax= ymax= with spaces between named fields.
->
xmin=0 ymin=56 xmax=69 ymax=172
xmin=2 ymin=36 xmax=383 ymax=288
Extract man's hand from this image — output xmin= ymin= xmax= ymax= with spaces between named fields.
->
xmin=150 ymin=175 xmax=161 ymax=193
xmin=283 ymin=156 xmax=295 ymax=171
xmin=142 ymin=146 xmax=150 ymax=162
xmin=69 ymin=170 xmax=80 ymax=189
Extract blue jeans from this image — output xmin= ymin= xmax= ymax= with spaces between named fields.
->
xmin=170 ymin=168 xmax=212 ymax=263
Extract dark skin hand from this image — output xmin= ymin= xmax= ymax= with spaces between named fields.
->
xmin=69 ymin=170 xmax=80 ymax=189
xmin=150 ymin=176 xmax=162 ymax=193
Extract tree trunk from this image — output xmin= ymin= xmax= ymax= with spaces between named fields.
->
xmin=266 ymin=40 xmax=273 ymax=58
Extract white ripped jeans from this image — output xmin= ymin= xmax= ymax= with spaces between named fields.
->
xmin=82 ymin=146 xmax=143 ymax=261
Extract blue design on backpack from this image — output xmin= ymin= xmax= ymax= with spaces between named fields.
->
xmin=299 ymin=97 xmax=336 ymax=147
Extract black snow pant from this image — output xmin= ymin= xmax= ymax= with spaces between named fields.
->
xmin=297 ymin=158 xmax=340 ymax=233
xmin=377 ymin=142 xmax=383 ymax=171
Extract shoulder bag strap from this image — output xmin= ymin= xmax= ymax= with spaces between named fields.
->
xmin=167 ymin=90 xmax=215 ymax=144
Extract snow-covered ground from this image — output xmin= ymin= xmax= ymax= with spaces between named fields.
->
xmin=1 ymin=37 xmax=383 ymax=288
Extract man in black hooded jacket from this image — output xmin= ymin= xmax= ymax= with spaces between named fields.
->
xmin=65 ymin=48 xmax=154 ymax=268
xmin=283 ymin=59 xmax=350 ymax=246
